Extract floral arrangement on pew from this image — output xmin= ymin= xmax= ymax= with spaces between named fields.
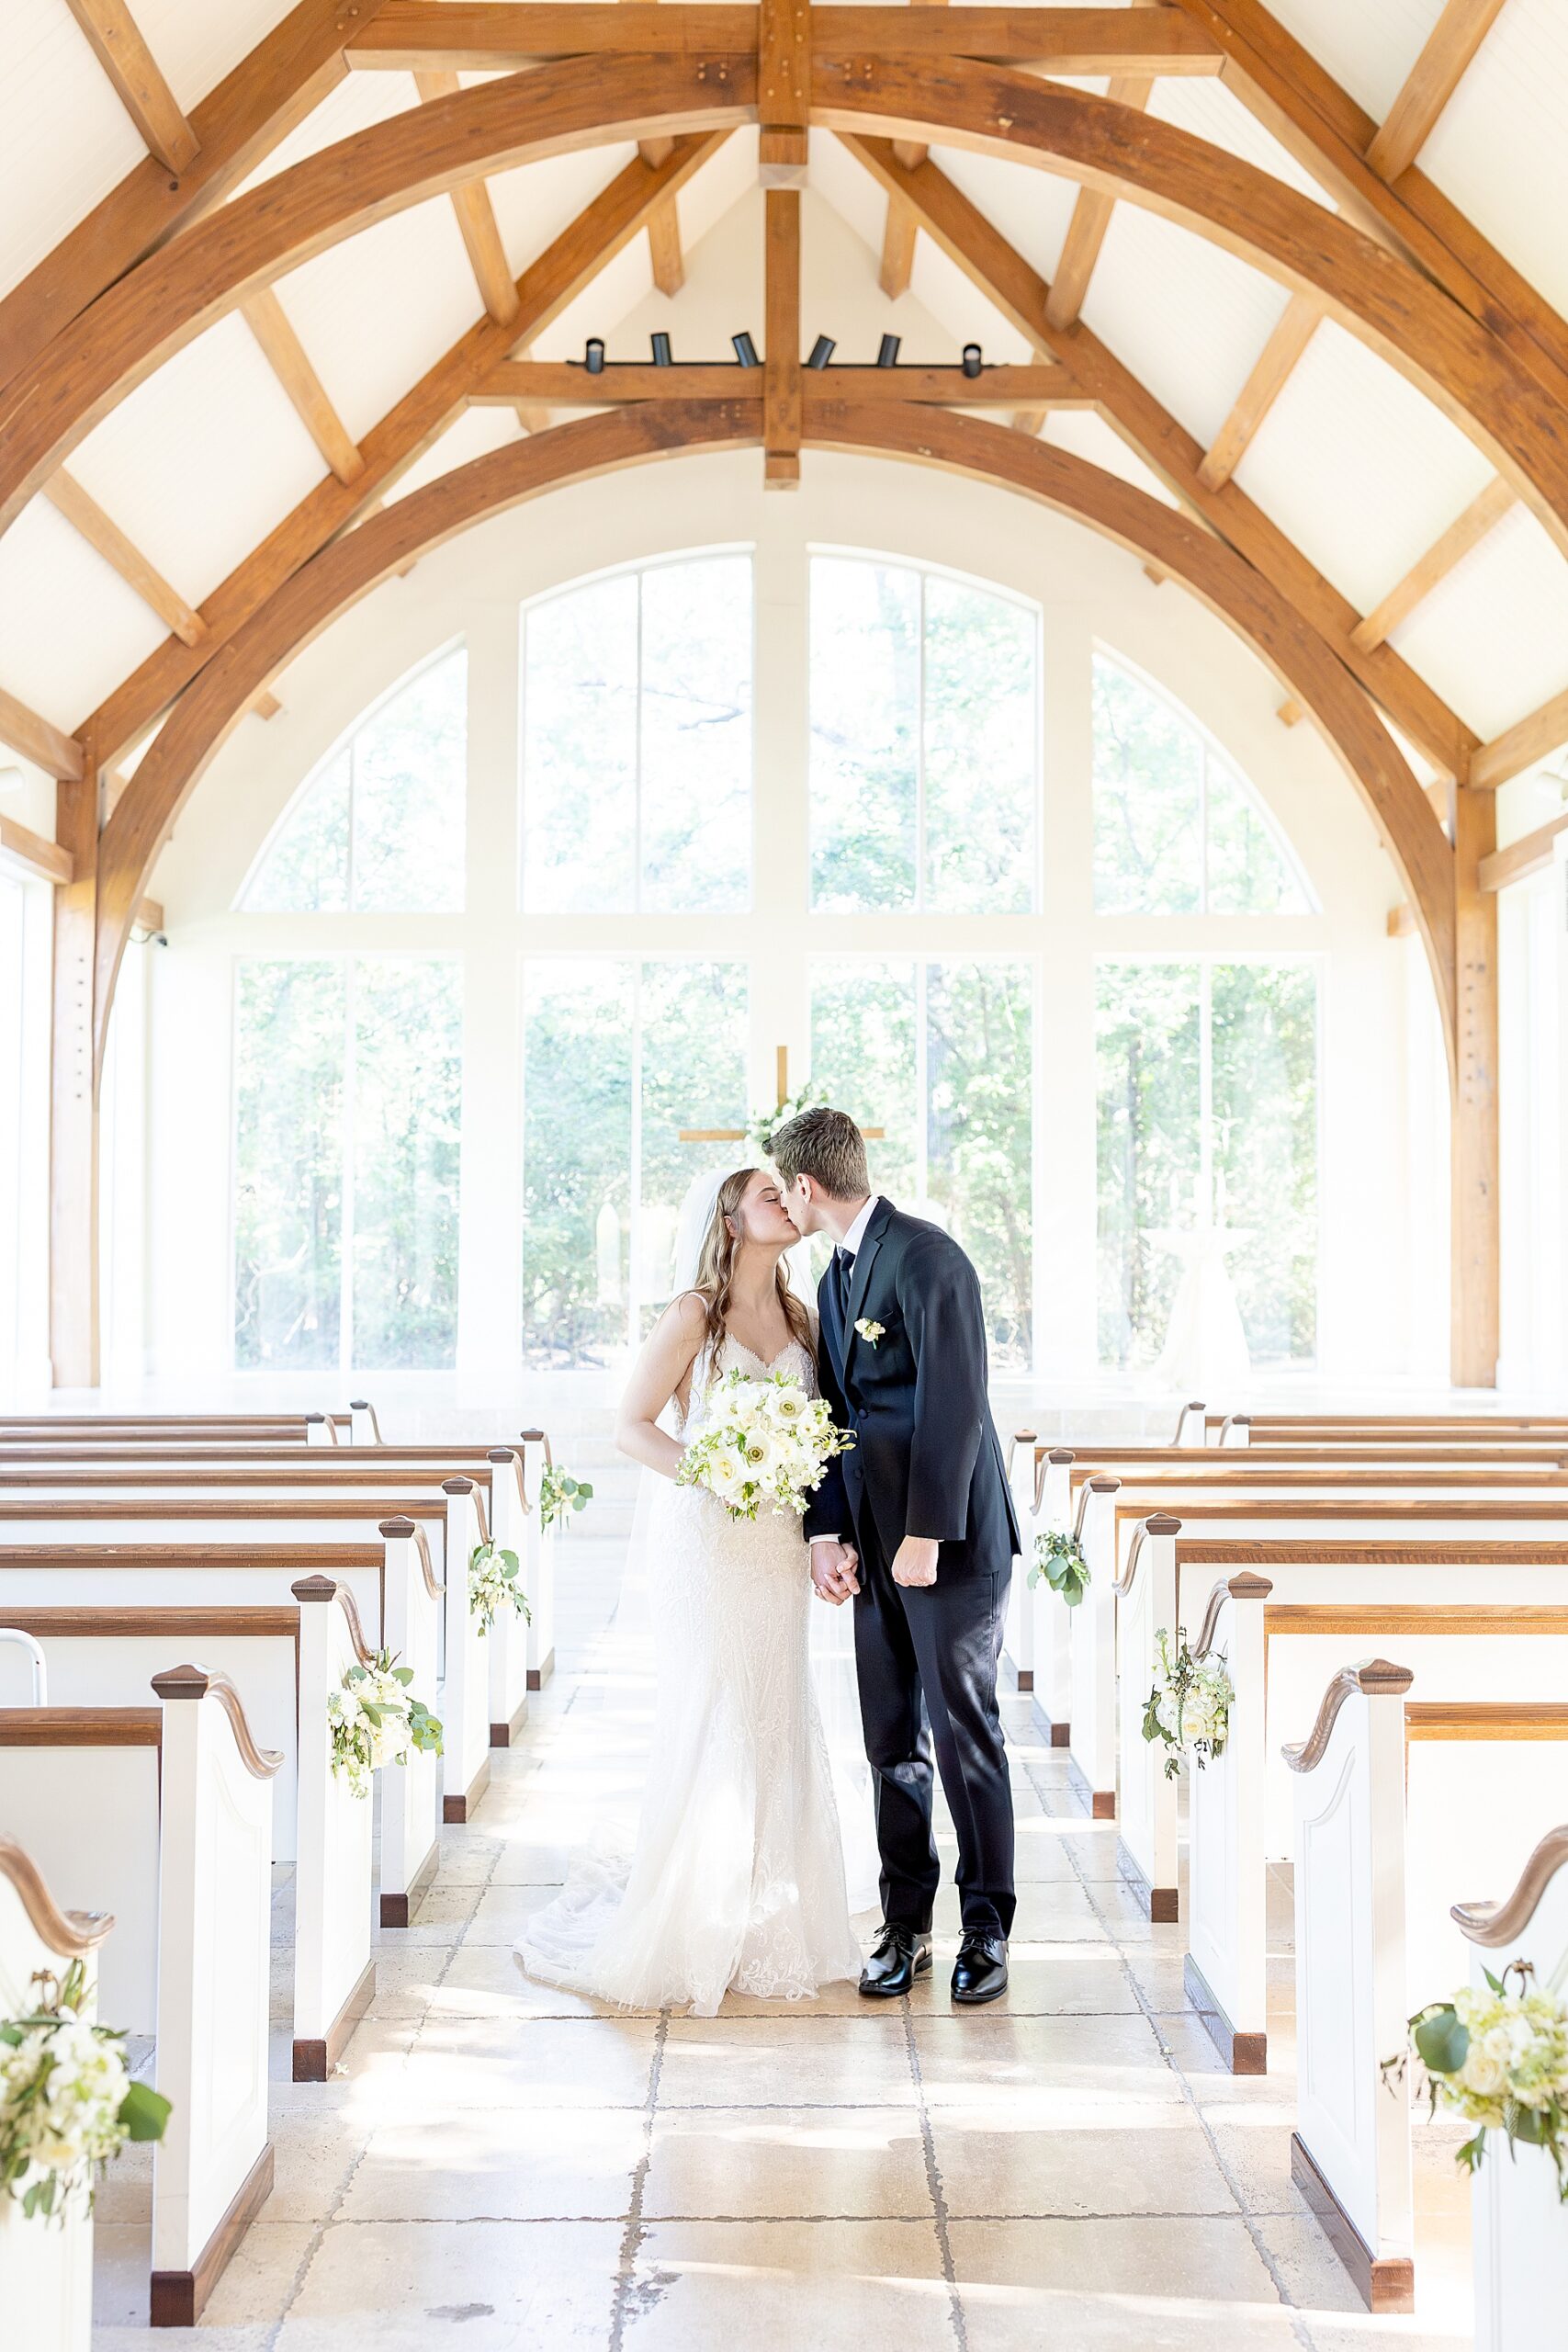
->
xmin=1029 ymin=1529 xmax=1090 ymax=1609
xmin=678 ymin=1367 xmax=854 ymax=1523
xmin=1 ymin=1961 xmax=170 ymax=2222
xmin=327 ymin=1650 xmax=443 ymax=1799
xmin=1384 ymin=1961 xmax=1568 ymax=2199
xmin=468 ymin=1540 xmax=528 ymax=1632
xmin=1142 ymin=1626 xmax=1234 ymax=1781
xmin=538 ymin=1464 xmax=593 ymax=1534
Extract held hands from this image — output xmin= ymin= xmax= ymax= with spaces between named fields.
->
xmin=809 ymin=1539 xmax=860 ymax=1606
xmin=891 ymin=1536 xmax=940 ymax=1589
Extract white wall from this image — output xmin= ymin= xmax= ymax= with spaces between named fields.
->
xmin=125 ymin=442 xmax=1417 ymax=1408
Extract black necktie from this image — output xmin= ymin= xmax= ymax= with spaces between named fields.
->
xmin=835 ymin=1247 xmax=853 ymax=1323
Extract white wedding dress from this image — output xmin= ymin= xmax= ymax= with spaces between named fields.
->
xmin=516 ymin=1329 xmax=867 ymax=2016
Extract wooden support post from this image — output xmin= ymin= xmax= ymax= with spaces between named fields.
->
xmin=764 ymin=187 xmax=801 ymax=488
xmin=1450 ymin=782 xmax=1499 ymax=1389
xmin=50 ymin=756 xmax=102 ymax=1390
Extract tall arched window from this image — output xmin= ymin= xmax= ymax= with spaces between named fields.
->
xmin=1092 ymin=652 xmax=1312 ymax=915
xmin=522 ymin=552 xmax=752 ymax=913
xmin=240 ymin=646 xmax=467 ymax=913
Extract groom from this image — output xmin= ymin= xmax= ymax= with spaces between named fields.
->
xmin=771 ymin=1106 xmax=1020 ymax=2006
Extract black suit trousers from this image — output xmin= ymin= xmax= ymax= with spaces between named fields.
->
xmin=850 ymin=1512 xmax=1016 ymax=1939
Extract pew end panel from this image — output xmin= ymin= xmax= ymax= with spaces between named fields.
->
xmin=347 ymin=1401 xmax=384 ymax=1446
xmin=0 ymin=1722 xmax=162 ymax=2031
xmin=1066 ymin=1477 xmax=1122 ymax=1812
xmin=0 ymin=1842 xmax=114 ymax=2352
xmin=1185 ymin=1576 xmax=1271 ymax=2074
xmin=377 ymin=1521 xmax=443 ymax=1928
xmin=289 ymin=1584 xmax=375 ymax=2083
xmin=1114 ymin=1516 xmax=1182 ymax=1919
xmin=148 ymin=1667 xmax=279 ymax=2326
xmin=439 ymin=1482 xmax=491 ymax=1824
xmin=1454 ymin=1826 xmax=1568 ymax=2352
xmin=518 ymin=1431 xmax=557 ymax=1691
xmin=1287 ymin=1663 xmax=1418 ymax=2315
xmin=484 ymin=1452 xmax=531 ymax=1748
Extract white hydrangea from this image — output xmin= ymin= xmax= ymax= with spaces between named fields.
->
xmin=678 ymin=1369 xmax=855 ymax=1523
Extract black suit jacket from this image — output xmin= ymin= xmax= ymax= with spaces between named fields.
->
xmin=804 ymin=1200 xmax=1021 ymax=1577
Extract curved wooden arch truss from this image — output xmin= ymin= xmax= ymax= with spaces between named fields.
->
xmin=15 ymin=0 xmax=1536 ymax=1390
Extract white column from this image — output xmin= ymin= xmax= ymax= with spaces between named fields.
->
xmin=457 ymin=602 xmax=524 ymax=1405
xmin=1037 ymin=608 xmax=1099 ymax=1379
xmin=750 ymin=518 xmax=810 ymax=1113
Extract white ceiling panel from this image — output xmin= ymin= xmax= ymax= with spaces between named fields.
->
xmin=1150 ymin=73 xmax=1332 ymax=206
xmin=1262 ymin=0 xmax=1448 ymax=124
xmin=0 ymin=0 xmax=147 ymax=303
xmin=1081 ymin=205 xmax=1294 ymax=448
xmin=1233 ymin=319 xmax=1496 ymax=616
xmin=229 ymin=63 xmax=417 ymax=199
xmin=485 ymin=145 xmax=640 ymax=282
xmin=269 ymin=198 xmax=488 ymax=446
xmin=69 ymin=311 xmax=330 ymax=612
xmin=0 ymin=496 xmax=165 ymax=733
xmin=121 ymin=0 xmax=297 ymax=113
xmin=1418 ymin=0 xmax=1568 ymax=318
xmin=927 ymin=146 xmax=1083 ymax=292
xmin=1391 ymin=501 xmax=1568 ymax=743
xmin=1041 ymin=411 xmax=1179 ymax=508
xmin=385 ymin=405 xmax=525 ymax=507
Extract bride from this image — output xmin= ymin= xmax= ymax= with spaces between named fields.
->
xmin=515 ymin=1165 xmax=867 ymax=2016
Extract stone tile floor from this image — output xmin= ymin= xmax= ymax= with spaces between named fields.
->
xmin=93 ymin=1532 xmax=1472 ymax=2349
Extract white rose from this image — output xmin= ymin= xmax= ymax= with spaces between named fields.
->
xmin=1461 ymin=2046 xmax=1506 ymax=2098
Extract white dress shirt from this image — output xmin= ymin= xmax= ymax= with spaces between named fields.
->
xmin=838 ymin=1194 xmax=881 ymax=1264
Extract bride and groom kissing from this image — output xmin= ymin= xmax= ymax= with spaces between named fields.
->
xmin=517 ymin=1106 xmax=1021 ymax=2018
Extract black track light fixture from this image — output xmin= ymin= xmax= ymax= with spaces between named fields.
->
xmin=650 ymin=332 xmax=673 ymax=367
xmin=962 ymin=344 xmax=983 ymax=379
xmin=584 ymin=338 xmax=605 ymax=375
xmin=731 ymin=332 xmax=760 ymax=368
xmin=877 ymin=334 xmax=901 ymax=369
xmin=807 ymin=334 xmax=836 ymax=370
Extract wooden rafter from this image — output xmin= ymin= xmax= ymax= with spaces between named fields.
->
xmin=412 ymin=73 xmax=520 ymax=325
xmin=883 ymin=0 xmax=946 ymax=295
xmin=471 ymin=361 xmax=1076 ymax=408
xmin=1365 ymin=0 xmax=1508 ymax=184
xmin=1196 ymin=291 xmax=1319 ymax=491
xmin=252 ymin=690 xmax=283 ymax=721
xmin=838 ymin=133 xmax=1477 ymax=780
xmin=42 ymin=471 xmax=207 ymax=649
xmin=241 ymin=288 xmax=365 ymax=485
xmin=10 ymin=53 xmax=1566 ymax=584
xmin=0 ymin=0 xmax=355 ymax=400
xmin=1470 ymin=686 xmax=1568 ymax=792
xmin=62 ymin=0 xmax=198 ymax=175
xmin=80 ymin=135 xmax=732 ymax=764
xmin=344 ymin=6 xmax=1224 ymax=77
xmin=1479 ymin=811 xmax=1568 ymax=893
xmin=1045 ymin=76 xmax=1154 ymax=330
xmin=764 ymin=187 xmax=803 ymax=488
xmin=1167 ymin=0 xmax=1568 ymax=413
xmin=621 ymin=1 xmax=684 ymax=293
xmin=0 ymin=815 xmax=74 ymax=888
xmin=0 ymin=687 xmax=85 ymax=782
xmin=1350 ymin=476 xmax=1516 ymax=655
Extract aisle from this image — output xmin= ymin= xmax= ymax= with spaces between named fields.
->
xmin=95 ymin=1527 xmax=1466 ymax=2350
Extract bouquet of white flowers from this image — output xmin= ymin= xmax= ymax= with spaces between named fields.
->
xmin=0 ymin=1961 xmax=170 ymax=2222
xmin=468 ymin=1540 xmax=527 ymax=1633
xmin=1141 ymin=1625 xmax=1233 ymax=1780
xmin=327 ymin=1648 xmax=443 ymax=1799
xmin=1386 ymin=1961 xmax=1568 ymax=2196
xmin=677 ymin=1367 xmax=854 ymax=1522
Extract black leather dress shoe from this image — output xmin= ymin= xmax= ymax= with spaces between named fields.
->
xmin=858 ymin=1924 xmax=932 ymax=1998
xmin=952 ymin=1931 xmax=1009 ymax=2005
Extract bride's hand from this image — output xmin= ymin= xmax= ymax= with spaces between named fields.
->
xmin=810 ymin=1540 xmax=859 ymax=1604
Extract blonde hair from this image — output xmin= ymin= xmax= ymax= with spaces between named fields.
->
xmin=691 ymin=1168 xmax=811 ymax=1358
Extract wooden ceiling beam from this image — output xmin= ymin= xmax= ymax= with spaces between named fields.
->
xmin=838 ymin=133 xmax=1477 ymax=781
xmin=1470 ymin=687 xmax=1568 ymax=791
xmin=764 ymin=184 xmax=803 ymax=488
xmin=79 ymin=133 xmax=732 ymax=765
xmin=0 ymin=688 xmax=85 ymax=783
xmin=0 ymin=0 xmax=354 ymax=398
xmin=1196 ymin=290 xmax=1319 ymax=490
xmin=1350 ymin=476 xmax=1516 ymax=655
xmin=1365 ymin=0 xmax=1508 ymax=184
xmin=345 ymin=6 xmax=1223 ymax=76
xmin=241 ymin=288 xmax=365 ymax=485
xmin=1045 ymin=76 xmax=1154 ymax=330
xmin=1479 ymin=810 xmax=1568 ymax=893
xmin=1167 ymin=0 xmax=1568 ymax=413
xmin=879 ymin=199 xmax=919 ymax=300
xmin=42 ymin=470 xmax=208 ymax=649
xmin=63 ymin=0 xmax=199 ymax=175
xmin=471 ymin=360 xmax=1076 ymax=405
xmin=621 ymin=1 xmax=685 ymax=290
xmin=412 ymin=72 xmax=520 ymax=326
xmin=0 ymin=815 xmax=75 ymax=888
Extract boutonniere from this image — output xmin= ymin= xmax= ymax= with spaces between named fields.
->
xmin=854 ymin=1317 xmax=885 ymax=1348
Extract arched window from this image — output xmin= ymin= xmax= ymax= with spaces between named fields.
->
xmin=810 ymin=552 xmax=1038 ymax=913
xmin=1092 ymin=653 xmax=1312 ymax=915
xmin=241 ymin=646 xmax=467 ymax=912
xmin=522 ymin=552 xmax=752 ymax=913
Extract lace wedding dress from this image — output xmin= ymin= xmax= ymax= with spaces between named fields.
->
xmin=516 ymin=1330 xmax=866 ymax=2016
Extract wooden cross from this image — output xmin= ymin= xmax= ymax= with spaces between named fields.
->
xmin=679 ymin=1046 xmax=885 ymax=1144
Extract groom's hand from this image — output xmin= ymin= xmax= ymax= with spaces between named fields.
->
xmin=892 ymin=1536 xmax=940 ymax=1589
xmin=810 ymin=1540 xmax=860 ymax=1604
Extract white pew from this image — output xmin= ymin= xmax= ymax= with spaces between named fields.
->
xmin=1452 ymin=1826 xmax=1568 ymax=2352
xmin=347 ymin=1398 xmax=384 ymax=1445
xmin=289 ymin=1577 xmax=378 ymax=2080
xmin=484 ymin=1448 xmax=532 ymax=1748
xmin=0 ymin=1672 xmax=279 ymax=2324
xmin=519 ymin=1430 xmax=557 ymax=1692
xmin=438 ymin=1476 xmax=491 ymax=1822
xmin=1286 ymin=1669 xmax=1568 ymax=2313
xmin=1181 ymin=1560 xmax=1568 ymax=2070
xmin=1113 ymin=1503 xmax=1568 ymax=1921
xmin=1066 ymin=1475 xmax=1124 ymax=1812
xmin=0 ymin=1838 xmax=113 ymax=2352
xmin=1002 ymin=1430 xmax=1037 ymax=1699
